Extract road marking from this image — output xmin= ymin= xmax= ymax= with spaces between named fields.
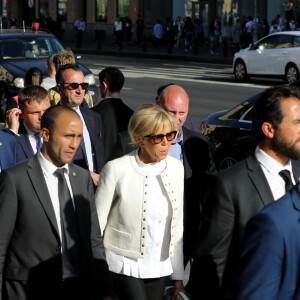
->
xmin=88 ymin=66 xmax=271 ymax=89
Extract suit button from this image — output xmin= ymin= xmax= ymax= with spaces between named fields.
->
xmin=55 ymin=245 xmax=61 ymax=252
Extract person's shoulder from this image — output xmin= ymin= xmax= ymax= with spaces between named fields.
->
xmin=166 ymin=155 xmax=184 ymax=170
xmin=0 ymin=130 xmax=16 ymax=143
xmin=80 ymin=106 xmax=101 ymax=118
xmin=69 ymin=162 xmax=90 ymax=177
xmin=216 ymin=154 xmax=254 ymax=179
xmin=182 ymin=126 xmax=210 ymax=145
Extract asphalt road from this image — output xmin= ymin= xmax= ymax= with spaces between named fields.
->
xmin=80 ymin=54 xmax=282 ymax=127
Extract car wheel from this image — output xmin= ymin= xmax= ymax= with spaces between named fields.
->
xmin=0 ymin=84 xmax=9 ymax=122
xmin=214 ymin=146 xmax=244 ymax=171
xmin=285 ymin=64 xmax=299 ymax=84
xmin=234 ymin=61 xmax=248 ymax=82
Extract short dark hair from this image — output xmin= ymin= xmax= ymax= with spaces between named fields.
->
xmin=98 ymin=67 xmax=125 ymax=93
xmin=18 ymin=86 xmax=50 ymax=110
xmin=41 ymin=105 xmax=80 ymax=132
xmin=55 ymin=64 xmax=82 ymax=84
xmin=252 ymin=84 xmax=300 ymax=142
xmin=24 ymin=67 xmax=43 ymax=87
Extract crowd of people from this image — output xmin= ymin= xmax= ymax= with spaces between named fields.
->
xmin=110 ymin=8 xmax=300 ymax=57
xmin=1 ymin=43 xmax=300 ymax=300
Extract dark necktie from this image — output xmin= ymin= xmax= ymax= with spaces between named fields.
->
xmin=54 ymin=168 xmax=80 ymax=278
xmin=34 ymin=132 xmax=42 ymax=151
xmin=279 ymin=169 xmax=294 ymax=192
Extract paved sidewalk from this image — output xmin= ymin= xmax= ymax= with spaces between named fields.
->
xmin=64 ymin=36 xmax=233 ymax=66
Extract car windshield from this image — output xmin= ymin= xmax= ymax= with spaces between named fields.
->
xmin=0 ymin=36 xmax=64 ymax=59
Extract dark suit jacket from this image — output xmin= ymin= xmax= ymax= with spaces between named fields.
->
xmin=92 ymin=98 xmax=134 ymax=163
xmin=235 ymin=183 xmax=300 ymax=300
xmin=181 ymin=126 xmax=216 ymax=264
xmin=193 ymin=154 xmax=300 ymax=300
xmin=0 ymin=155 xmax=112 ymax=300
xmin=0 ymin=130 xmax=16 ymax=170
xmin=2 ymin=124 xmax=34 ymax=164
xmin=72 ymin=106 xmax=105 ymax=173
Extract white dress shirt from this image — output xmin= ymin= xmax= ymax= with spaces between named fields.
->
xmin=38 ymin=152 xmax=75 ymax=241
xmin=76 ymin=108 xmax=94 ymax=172
xmin=255 ymin=146 xmax=297 ymax=200
xmin=23 ymin=123 xmax=42 ymax=154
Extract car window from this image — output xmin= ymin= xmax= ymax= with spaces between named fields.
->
xmin=293 ymin=36 xmax=300 ymax=47
xmin=256 ymin=36 xmax=278 ymax=50
xmin=0 ymin=36 xmax=64 ymax=59
xmin=274 ymin=35 xmax=293 ymax=49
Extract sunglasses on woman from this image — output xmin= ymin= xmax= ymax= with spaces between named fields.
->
xmin=59 ymin=82 xmax=89 ymax=90
xmin=145 ymin=131 xmax=177 ymax=144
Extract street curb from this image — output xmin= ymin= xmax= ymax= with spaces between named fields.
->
xmin=69 ymin=47 xmax=233 ymax=66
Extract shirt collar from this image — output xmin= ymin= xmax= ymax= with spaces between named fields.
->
xmin=38 ymin=152 xmax=69 ymax=178
xmin=23 ymin=122 xmax=36 ymax=136
xmin=255 ymin=146 xmax=293 ymax=176
xmin=172 ymin=128 xmax=183 ymax=145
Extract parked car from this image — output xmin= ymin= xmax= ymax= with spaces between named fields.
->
xmin=0 ymin=28 xmax=99 ymax=121
xmin=200 ymin=93 xmax=261 ymax=170
xmin=233 ymin=31 xmax=300 ymax=84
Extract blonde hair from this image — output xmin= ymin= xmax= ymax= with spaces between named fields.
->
xmin=53 ymin=49 xmax=76 ymax=71
xmin=128 ymin=103 xmax=176 ymax=145
xmin=47 ymin=54 xmax=56 ymax=77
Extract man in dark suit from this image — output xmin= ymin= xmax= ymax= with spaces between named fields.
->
xmin=234 ymin=183 xmax=300 ymax=299
xmin=4 ymin=86 xmax=51 ymax=162
xmin=56 ymin=64 xmax=105 ymax=187
xmin=156 ymin=84 xmax=216 ymax=267
xmin=0 ymin=130 xmax=16 ymax=170
xmin=92 ymin=67 xmax=134 ymax=163
xmin=192 ymin=84 xmax=300 ymax=300
xmin=0 ymin=105 xmax=113 ymax=300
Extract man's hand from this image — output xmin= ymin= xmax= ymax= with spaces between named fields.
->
xmin=171 ymin=280 xmax=185 ymax=299
xmin=90 ymin=171 xmax=100 ymax=186
xmin=5 ymin=108 xmax=21 ymax=133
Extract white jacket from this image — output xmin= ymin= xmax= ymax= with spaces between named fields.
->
xmin=95 ymin=150 xmax=184 ymax=279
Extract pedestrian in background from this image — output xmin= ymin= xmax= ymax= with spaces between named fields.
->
xmin=92 ymin=67 xmax=134 ymax=163
xmin=114 ymin=16 xmax=124 ymax=51
xmin=153 ymin=19 xmax=163 ymax=47
xmin=136 ymin=14 xmax=145 ymax=44
xmin=73 ymin=16 xmax=85 ymax=48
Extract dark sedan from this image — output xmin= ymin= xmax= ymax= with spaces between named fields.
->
xmin=200 ymin=93 xmax=261 ymax=170
xmin=0 ymin=29 xmax=99 ymax=121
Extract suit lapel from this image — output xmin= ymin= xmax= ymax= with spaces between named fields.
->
xmin=292 ymin=164 xmax=300 ymax=183
xmin=19 ymin=134 xmax=35 ymax=158
xmin=247 ymin=154 xmax=274 ymax=206
xmin=27 ymin=156 xmax=60 ymax=238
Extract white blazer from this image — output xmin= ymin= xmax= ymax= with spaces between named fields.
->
xmin=95 ymin=150 xmax=184 ymax=279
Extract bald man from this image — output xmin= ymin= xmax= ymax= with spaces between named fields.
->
xmin=157 ymin=84 xmax=216 ymax=267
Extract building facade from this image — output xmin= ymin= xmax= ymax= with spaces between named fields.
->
xmin=1 ymin=0 xmax=298 ymax=41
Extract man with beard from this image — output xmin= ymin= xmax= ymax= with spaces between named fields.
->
xmin=191 ymin=84 xmax=300 ymax=300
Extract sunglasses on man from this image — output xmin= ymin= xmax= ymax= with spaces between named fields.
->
xmin=59 ymin=82 xmax=89 ymax=90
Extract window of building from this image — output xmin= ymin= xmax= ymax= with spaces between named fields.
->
xmin=117 ymin=0 xmax=129 ymax=17
xmin=96 ymin=0 xmax=107 ymax=22
xmin=58 ymin=0 xmax=67 ymax=20
xmin=39 ymin=0 xmax=48 ymax=17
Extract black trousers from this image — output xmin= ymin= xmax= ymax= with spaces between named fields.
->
xmin=111 ymin=272 xmax=167 ymax=300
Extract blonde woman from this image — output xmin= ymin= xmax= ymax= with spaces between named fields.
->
xmin=95 ymin=103 xmax=185 ymax=300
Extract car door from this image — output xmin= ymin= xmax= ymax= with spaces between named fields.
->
xmin=247 ymin=35 xmax=279 ymax=75
xmin=270 ymin=34 xmax=294 ymax=75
